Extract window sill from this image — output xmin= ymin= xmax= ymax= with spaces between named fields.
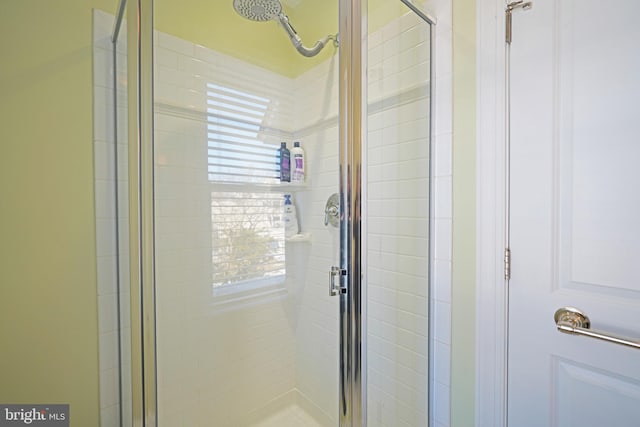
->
xmin=208 ymin=276 xmax=287 ymax=313
xmin=209 ymin=181 xmax=310 ymax=192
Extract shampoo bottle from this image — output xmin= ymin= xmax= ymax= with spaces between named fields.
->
xmin=284 ymin=194 xmax=299 ymax=238
xmin=278 ymin=142 xmax=291 ymax=182
xmin=291 ymin=141 xmax=305 ymax=182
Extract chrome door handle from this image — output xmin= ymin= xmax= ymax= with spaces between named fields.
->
xmin=330 ymin=266 xmax=347 ymax=296
xmin=554 ymin=307 xmax=640 ymax=350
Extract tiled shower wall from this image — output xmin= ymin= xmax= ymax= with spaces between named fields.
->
xmin=366 ymin=11 xmax=431 ymax=427
xmin=153 ymin=31 xmax=305 ymax=426
xmin=291 ymin=4 xmax=454 ymax=425
xmin=93 ymin=1 xmax=452 ymax=425
xmin=292 ymin=56 xmax=342 ymax=422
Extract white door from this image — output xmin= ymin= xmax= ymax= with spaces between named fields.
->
xmin=508 ymin=1 xmax=640 ymax=426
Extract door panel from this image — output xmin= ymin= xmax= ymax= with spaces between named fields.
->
xmin=509 ymin=1 xmax=640 ymax=426
xmin=555 ymin=358 xmax=640 ymax=426
xmin=556 ymin=0 xmax=640 ymax=295
xmin=152 ymin=1 xmax=340 ymax=425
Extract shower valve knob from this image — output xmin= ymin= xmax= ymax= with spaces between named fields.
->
xmin=325 ymin=206 xmax=339 ymax=226
xmin=324 ymin=193 xmax=340 ymax=227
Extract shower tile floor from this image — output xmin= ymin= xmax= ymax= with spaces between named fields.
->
xmin=251 ymin=405 xmax=325 ymax=427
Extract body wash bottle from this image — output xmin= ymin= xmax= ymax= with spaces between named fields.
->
xmin=284 ymin=194 xmax=299 ymax=238
xmin=291 ymin=141 xmax=305 ymax=183
xmin=278 ymin=142 xmax=291 ymax=182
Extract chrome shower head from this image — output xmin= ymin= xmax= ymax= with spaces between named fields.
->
xmin=232 ymin=0 xmax=338 ymax=57
xmin=233 ymin=0 xmax=282 ymax=22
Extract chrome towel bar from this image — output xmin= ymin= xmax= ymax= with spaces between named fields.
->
xmin=554 ymin=307 xmax=640 ymax=350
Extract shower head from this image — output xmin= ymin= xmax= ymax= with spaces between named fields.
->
xmin=232 ymin=0 xmax=338 ymax=57
xmin=233 ymin=0 xmax=282 ymax=22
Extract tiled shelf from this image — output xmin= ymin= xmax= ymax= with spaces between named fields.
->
xmin=285 ymin=233 xmax=312 ymax=243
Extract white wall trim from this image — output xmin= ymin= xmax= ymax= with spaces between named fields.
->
xmin=475 ymin=0 xmax=508 ymax=426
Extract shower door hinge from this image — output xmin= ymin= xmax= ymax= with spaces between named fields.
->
xmin=506 ymin=1 xmax=533 ymax=44
xmin=504 ymin=248 xmax=512 ymax=280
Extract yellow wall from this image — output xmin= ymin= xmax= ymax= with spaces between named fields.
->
xmin=368 ymin=0 xmax=408 ymax=32
xmin=0 ymin=0 xmax=114 ymax=424
xmin=451 ymin=0 xmax=477 ymax=425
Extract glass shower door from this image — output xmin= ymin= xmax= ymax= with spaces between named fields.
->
xmin=364 ymin=2 xmax=434 ymax=426
xmin=151 ymin=0 xmax=341 ymax=425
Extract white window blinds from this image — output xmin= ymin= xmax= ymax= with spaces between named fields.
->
xmin=206 ymin=83 xmax=286 ymax=293
xmin=206 ymin=83 xmax=280 ymax=184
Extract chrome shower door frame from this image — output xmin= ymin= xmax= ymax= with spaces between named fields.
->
xmin=338 ymin=0 xmax=364 ymax=425
xmin=338 ymin=2 xmax=437 ymax=425
xmin=128 ymin=0 xmax=156 ymax=425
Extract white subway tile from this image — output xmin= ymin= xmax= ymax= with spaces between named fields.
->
xmin=369 ymin=44 xmax=384 ymax=66
xmin=434 ymin=218 xmax=452 ymax=260
xmin=115 ymin=30 xmax=128 ymax=54
xmin=400 ymin=10 xmax=420 ymax=32
xmin=99 ymin=331 xmax=118 ymax=372
xmin=434 ymin=301 xmax=451 ymax=345
xmin=194 ymin=44 xmax=219 ymax=65
xmin=158 ymin=32 xmax=195 ymax=56
xmin=434 ymin=132 xmax=452 ymax=177
xmin=95 ymin=218 xmax=116 ymax=257
xmin=433 ymin=381 xmax=451 ymax=425
xmin=93 ymin=89 xmax=115 ymax=143
xmin=93 ymin=10 xmax=114 ymax=50
xmin=434 ymin=75 xmax=453 ymax=135
xmin=178 ymin=56 xmax=210 ymax=77
xmin=400 ymin=26 xmax=425 ymax=52
xmin=99 ymin=368 xmax=119 ymax=408
xmin=382 ymin=18 xmax=401 ymax=44
xmin=93 ymin=47 xmax=113 ymax=89
xmin=95 ymin=179 xmax=116 ymax=220
xmin=93 ymin=140 xmax=115 ymax=182
xmin=99 ymin=404 xmax=119 ymax=427
xmin=435 ymin=28 xmax=453 ymax=76
xmin=382 ymin=52 xmax=401 ymax=76
xmin=97 ymin=255 xmax=117 ymax=296
xmin=156 ymin=47 xmax=179 ymax=69
xmin=98 ymin=293 xmax=118 ymax=334
xmin=434 ymin=176 xmax=452 ymax=219
xmin=382 ymin=34 xmax=401 ymax=59
xmin=433 ymin=339 xmax=451 ymax=386
xmin=433 ymin=259 xmax=452 ymax=303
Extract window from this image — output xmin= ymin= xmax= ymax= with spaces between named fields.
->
xmin=210 ymin=192 xmax=285 ymax=293
xmin=206 ymin=83 xmax=286 ymax=297
xmin=206 ymin=83 xmax=279 ymax=185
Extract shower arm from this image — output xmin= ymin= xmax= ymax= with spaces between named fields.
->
xmin=277 ymin=13 xmax=338 ymax=57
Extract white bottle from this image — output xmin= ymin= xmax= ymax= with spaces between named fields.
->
xmin=291 ymin=141 xmax=305 ymax=183
xmin=284 ymin=194 xmax=299 ymax=238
